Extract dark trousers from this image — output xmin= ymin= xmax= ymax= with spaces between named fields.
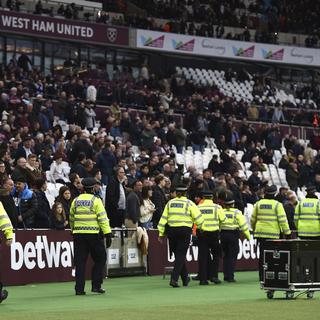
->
xmin=299 ymin=236 xmax=320 ymax=240
xmin=220 ymin=230 xmax=239 ymax=281
xmin=198 ymin=231 xmax=220 ymax=281
xmin=109 ymin=209 xmax=125 ymax=228
xmin=73 ymin=234 xmax=107 ymax=292
xmin=167 ymin=226 xmax=191 ymax=282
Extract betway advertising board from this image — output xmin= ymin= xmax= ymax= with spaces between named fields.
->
xmin=0 ymin=10 xmax=129 ymax=46
xmin=0 ymin=230 xmax=258 ymax=285
xmin=137 ymin=29 xmax=320 ymax=67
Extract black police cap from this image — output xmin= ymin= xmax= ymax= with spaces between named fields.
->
xmin=202 ymin=189 xmax=213 ymax=197
xmin=265 ymin=185 xmax=278 ymax=195
xmin=82 ymin=177 xmax=98 ymax=189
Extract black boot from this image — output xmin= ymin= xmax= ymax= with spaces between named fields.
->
xmin=0 ymin=289 xmax=8 ymax=303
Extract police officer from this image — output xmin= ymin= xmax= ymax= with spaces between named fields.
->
xmin=220 ymin=191 xmax=250 ymax=282
xmin=294 ymin=185 xmax=320 ymax=239
xmin=251 ymin=185 xmax=291 ymax=281
xmin=0 ymin=202 xmax=13 ymax=303
xmin=197 ymin=190 xmax=226 ymax=285
xmin=158 ymin=185 xmax=204 ymax=288
xmin=70 ymin=177 xmax=112 ymax=295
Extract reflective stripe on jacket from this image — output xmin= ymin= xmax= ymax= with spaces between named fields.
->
xmin=0 ymin=201 xmax=13 ymax=239
xmin=295 ymin=198 xmax=320 ymax=237
xmin=70 ymin=193 xmax=111 ymax=234
xmin=251 ymin=199 xmax=291 ymax=239
xmin=158 ymin=196 xmax=203 ymax=237
xmin=198 ymin=199 xmax=226 ymax=232
xmin=221 ymin=207 xmax=250 ymax=240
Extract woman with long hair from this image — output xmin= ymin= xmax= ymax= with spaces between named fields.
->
xmin=51 ymin=201 xmax=68 ymax=230
xmin=139 ymin=186 xmax=155 ymax=229
xmin=55 ymin=186 xmax=72 ymax=224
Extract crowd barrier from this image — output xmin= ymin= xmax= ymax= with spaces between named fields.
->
xmin=0 ymin=229 xmax=258 ymax=285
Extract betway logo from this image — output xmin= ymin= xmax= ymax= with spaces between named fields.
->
xmin=167 ymin=237 xmax=259 ymax=262
xmin=11 ymin=234 xmax=74 ymax=270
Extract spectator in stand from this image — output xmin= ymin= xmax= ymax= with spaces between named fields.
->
xmin=70 ymin=152 xmax=87 ymax=178
xmin=151 ymin=174 xmax=167 ymax=228
xmin=55 ymin=186 xmax=72 ymax=223
xmin=51 ymin=201 xmax=68 ymax=230
xmin=33 ymin=178 xmax=51 ymax=228
xmin=0 ymin=177 xmax=18 ymax=228
xmin=96 ymin=142 xmax=117 ymax=185
xmin=14 ymin=136 xmax=33 ymax=161
xmin=286 ymin=162 xmax=300 ymax=192
xmin=68 ymin=173 xmax=83 ymax=200
xmin=48 ymin=155 xmax=69 ymax=183
xmin=84 ymin=104 xmax=96 ymax=133
xmin=12 ymin=175 xmax=38 ymax=229
xmin=105 ymin=167 xmax=127 ymax=228
xmin=283 ymin=190 xmax=297 ymax=232
xmin=139 ymin=185 xmax=155 ymax=229
xmin=125 ymin=179 xmax=142 ymax=232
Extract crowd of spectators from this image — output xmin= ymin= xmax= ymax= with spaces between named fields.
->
xmin=1 ymin=0 xmax=320 ymax=47
xmin=0 ymin=54 xmax=320 ymax=232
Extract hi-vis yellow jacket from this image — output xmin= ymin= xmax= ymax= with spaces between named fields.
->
xmin=221 ymin=207 xmax=250 ymax=240
xmin=198 ymin=199 xmax=226 ymax=232
xmin=294 ymin=198 xmax=320 ymax=237
xmin=158 ymin=196 xmax=203 ymax=237
xmin=251 ymin=199 xmax=291 ymax=239
xmin=0 ymin=201 xmax=13 ymax=240
xmin=70 ymin=194 xmax=111 ymax=234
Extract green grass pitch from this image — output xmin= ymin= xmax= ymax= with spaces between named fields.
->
xmin=1 ymin=272 xmax=318 ymax=320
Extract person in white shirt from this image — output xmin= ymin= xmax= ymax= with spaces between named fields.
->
xmin=139 ymin=186 xmax=156 ymax=229
xmin=49 ymin=155 xmax=69 ymax=183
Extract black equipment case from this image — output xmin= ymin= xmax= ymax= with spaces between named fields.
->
xmin=261 ymin=239 xmax=320 ymax=299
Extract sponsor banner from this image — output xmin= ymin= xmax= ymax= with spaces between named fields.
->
xmin=0 ymin=10 xmax=129 ymax=46
xmin=0 ymin=230 xmax=257 ymax=285
xmin=136 ymin=29 xmax=320 ymax=66
xmin=147 ymin=230 xmax=258 ymax=276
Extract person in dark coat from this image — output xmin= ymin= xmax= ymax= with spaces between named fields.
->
xmin=283 ymin=191 xmax=297 ymax=232
xmin=55 ymin=186 xmax=72 ymax=223
xmin=33 ymin=178 xmax=51 ymax=228
xmin=105 ymin=167 xmax=127 ymax=228
xmin=286 ymin=162 xmax=300 ymax=192
xmin=68 ymin=173 xmax=83 ymax=200
xmin=0 ymin=178 xmax=19 ymax=228
xmin=96 ymin=142 xmax=117 ymax=185
xmin=51 ymin=201 xmax=68 ymax=230
xmin=11 ymin=175 xmax=38 ymax=228
xmin=125 ymin=180 xmax=142 ymax=231
xmin=14 ymin=136 xmax=34 ymax=161
xmin=69 ymin=131 xmax=93 ymax=163
xmin=151 ymin=174 xmax=167 ymax=228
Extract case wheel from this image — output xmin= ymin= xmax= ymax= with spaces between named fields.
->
xmin=285 ymin=291 xmax=294 ymax=299
xmin=267 ymin=291 xmax=274 ymax=299
xmin=307 ymin=292 xmax=314 ymax=299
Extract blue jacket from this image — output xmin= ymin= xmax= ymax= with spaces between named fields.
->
xmin=11 ymin=185 xmax=38 ymax=228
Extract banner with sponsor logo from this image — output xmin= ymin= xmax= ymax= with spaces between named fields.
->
xmin=0 ymin=230 xmax=258 ymax=285
xmin=137 ymin=29 xmax=320 ymax=67
xmin=0 ymin=10 xmax=129 ymax=46
xmin=147 ymin=230 xmax=259 ymax=276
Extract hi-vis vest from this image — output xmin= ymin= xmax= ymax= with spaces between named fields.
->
xmin=70 ymin=193 xmax=111 ymax=234
xmin=251 ymin=199 xmax=291 ymax=239
xmin=0 ymin=201 xmax=13 ymax=240
xmin=295 ymin=198 xmax=320 ymax=237
xmin=221 ymin=207 xmax=250 ymax=240
xmin=198 ymin=199 xmax=226 ymax=232
xmin=158 ymin=196 xmax=203 ymax=237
